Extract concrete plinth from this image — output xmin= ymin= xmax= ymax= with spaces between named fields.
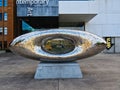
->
xmin=34 ymin=62 xmax=83 ymax=79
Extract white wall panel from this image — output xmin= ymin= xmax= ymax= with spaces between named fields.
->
xmin=102 ymin=25 xmax=120 ymax=37
xmin=98 ymin=0 xmax=106 ymax=13
xmin=59 ymin=1 xmax=98 ymax=14
xmin=86 ymin=0 xmax=120 ymax=37
xmin=105 ymin=0 xmax=120 ymax=14
xmin=86 ymin=24 xmax=120 ymax=37
xmin=88 ymin=0 xmax=98 ymax=13
xmin=106 ymin=14 xmax=120 ymax=24
xmin=88 ymin=14 xmax=107 ymax=24
xmin=86 ymin=24 xmax=103 ymax=37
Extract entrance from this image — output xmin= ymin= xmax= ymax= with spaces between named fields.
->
xmin=17 ymin=17 xmax=58 ymax=35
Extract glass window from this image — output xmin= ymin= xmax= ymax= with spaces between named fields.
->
xmin=4 ymin=13 xmax=7 ymax=21
xmin=0 ymin=13 xmax=2 ymax=21
xmin=0 ymin=27 xmax=7 ymax=35
xmin=0 ymin=0 xmax=2 ymax=6
xmin=4 ymin=0 xmax=7 ymax=6
xmin=0 ymin=27 xmax=3 ymax=35
xmin=4 ymin=27 xmax=7 ymax=35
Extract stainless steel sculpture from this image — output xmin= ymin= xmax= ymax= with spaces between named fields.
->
xmin=10 ymin=29 xmax=106 ymax=62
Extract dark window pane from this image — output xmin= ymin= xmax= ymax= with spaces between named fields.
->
xmin=0 ymin=0 xmax=2 ymax=6
xmin=0 ymin=27 xmax=3 ymax=35
xmin=0 ymin=41 xmax=2 ymax=49
xmin=4 ymin=0 xmax=7 ymax=6
xmin=0 ymin=13 xmax=2 ymax=21
xmin=4 ymin=41 xmax=7 ymax=49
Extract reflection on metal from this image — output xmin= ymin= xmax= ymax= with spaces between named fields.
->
xmin=9 ymin=29 xmax=106 ymax=62
xmin=42 ymin=37 xmax=75 ymax=54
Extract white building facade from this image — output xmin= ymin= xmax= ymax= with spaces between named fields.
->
xmin=59 ymin=0 xmax=120 ymax=53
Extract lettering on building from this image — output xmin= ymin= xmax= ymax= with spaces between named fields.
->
xmin=16 ymin=0 xmax=49 ymax=6
xmin=16 ymin=0 xmax=58 ymax=16
xmin=27 ymin=7 xmax=33 ymax=16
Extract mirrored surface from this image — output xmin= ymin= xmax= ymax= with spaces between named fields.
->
xmin=9 ymin=29 xmax=106 ymax=62
xmin=42 ymin=37 xmax=75 ymax=54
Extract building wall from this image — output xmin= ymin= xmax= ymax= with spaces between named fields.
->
xmin=7 ymin=0 xmax=16 ymax=48
xmin=86 ymin=0 xmax=120 ymax=37
xmin=0 ymin=0 xmax=15 ymax=50
xmin=59 ymin=0 xmax=98 ymax=14
xmin=115 ymin=38 xmax=120 ymax=53
xmin=0 ymin=0 xmax=8 ymax=49
xmin=86 ymin=0 xmax=120 ymax=53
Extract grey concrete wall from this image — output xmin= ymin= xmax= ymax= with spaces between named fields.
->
xmin=115 ymin=37 xmax=120 ymax=53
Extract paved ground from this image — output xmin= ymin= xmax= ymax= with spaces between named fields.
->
xmin=0 ymin=52 xmax=120 ymax=90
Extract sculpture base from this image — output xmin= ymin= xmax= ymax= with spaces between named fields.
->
xmin=34 ymin=62 xmax=83 ymax=79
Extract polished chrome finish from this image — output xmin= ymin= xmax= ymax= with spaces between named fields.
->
xmin=41 ymin=37 xmax=75 ymax=54
xmin=9 ymin=29 xmax=106 ymax=62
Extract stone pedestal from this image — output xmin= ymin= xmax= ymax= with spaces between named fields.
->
xmin=34 ymin=62 xmax=83 ymax=79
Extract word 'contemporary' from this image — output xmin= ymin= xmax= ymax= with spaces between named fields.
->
xmin=16 ymin=0 xmax=49 ymax=5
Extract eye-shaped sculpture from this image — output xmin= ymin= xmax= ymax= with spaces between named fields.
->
xmin=9 ymin=29 xmax=106 ymax=62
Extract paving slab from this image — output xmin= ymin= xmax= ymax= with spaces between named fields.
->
xmin=0 ymin=53 xmax=120 ymax=90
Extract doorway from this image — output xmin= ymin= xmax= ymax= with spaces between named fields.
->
xmin=17 ymin=17 xmax=59 ymax=35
